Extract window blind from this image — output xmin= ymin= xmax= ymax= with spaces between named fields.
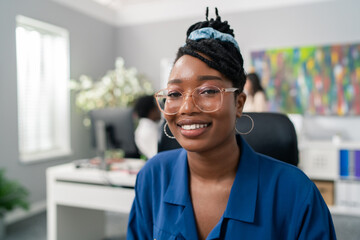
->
xmin=16 ymin=16 xmax=71 ymax=161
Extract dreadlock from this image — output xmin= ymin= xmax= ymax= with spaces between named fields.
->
xmin=175 ymin=7 xmax=246 ymax=92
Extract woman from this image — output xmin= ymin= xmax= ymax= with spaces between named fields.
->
xmin=243 ymin=72 xmax=268 ymax=112
xmin=127 ymin=9 xmax=336 ymax=240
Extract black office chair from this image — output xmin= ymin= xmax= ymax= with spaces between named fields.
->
xmin=236 ymin=112 xmax=298 ymax=166
xmin=157 ymin=112 xmax=299 ymax=166
xmin=157 ymin=119 xmax=183 ymax=153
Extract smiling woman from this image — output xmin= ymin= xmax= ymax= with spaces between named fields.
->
xmin=127 ymin=8 xmax=337 ymax=240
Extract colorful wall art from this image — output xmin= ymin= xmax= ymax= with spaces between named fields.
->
xmin=250 ymin=43 xmax=360 ymax=115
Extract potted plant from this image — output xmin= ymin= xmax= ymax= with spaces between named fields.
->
xmin=70 ymin=57 xmax=154 ymax=127
xmin=0 ymin=168 xmax=29 ymax=238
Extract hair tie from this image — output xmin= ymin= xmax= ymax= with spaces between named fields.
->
xmin=187 ymin=27 xmax=240 ymax=51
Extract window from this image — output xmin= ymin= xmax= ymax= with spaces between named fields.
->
xmin=16 ymin=15 xmax=71 ymax=162
xmin=160 ymin=58 xmax=173 ymax=89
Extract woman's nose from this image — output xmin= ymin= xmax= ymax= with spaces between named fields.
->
xmin=178 ymin=94 xmax=200 ymax=114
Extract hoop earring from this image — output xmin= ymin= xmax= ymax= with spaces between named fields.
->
xmin=164 ymin=122 xmax=176 ymax=139
xmin=235 ymin=114 xmax=254 ymax=135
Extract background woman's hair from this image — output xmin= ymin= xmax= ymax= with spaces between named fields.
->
xmin=246 ymin=72 xmax=265 ymax=95
xmin=175 ymin=8 xmax=246 ymax=92
xmin=134 ymin=95 xmax=157 ymax=118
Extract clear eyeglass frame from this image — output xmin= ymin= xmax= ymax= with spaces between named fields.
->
xmin=154 ymin=85 xmax=239 ymax=115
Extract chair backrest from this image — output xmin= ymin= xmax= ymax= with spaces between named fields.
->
xmin=157 ymin=112 xmax=299 ymax=166
xmin=237 ymin=112 xmax=299 ymax=166
xmin=157 ymin=120 xmax=182 ymax=153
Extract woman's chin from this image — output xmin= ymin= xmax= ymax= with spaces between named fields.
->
xmin=176 ymin=138 xmax=212 ymax=153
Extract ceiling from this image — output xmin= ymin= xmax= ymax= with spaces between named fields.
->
xmin=52 ymin=0 xmax=331 ymax=26
xmin=91 ymin=0 xmax=160 ymax=9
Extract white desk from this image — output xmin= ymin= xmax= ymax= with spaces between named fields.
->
xmin=46 ymin=160 xmax=143 ymax=240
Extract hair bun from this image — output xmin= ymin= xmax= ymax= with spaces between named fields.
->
xmin=177 ymin=7 xmax=246 ymax=92
xmin=186 ymin=7 xmax=234 ymax=38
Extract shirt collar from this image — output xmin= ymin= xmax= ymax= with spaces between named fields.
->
xmin=163 ymin=136 xmax=259 ymax=223
xmin=163 ymin=149 xmax=190 ymax=206
xmin=223 ymin=135 xmax=259 ymax=223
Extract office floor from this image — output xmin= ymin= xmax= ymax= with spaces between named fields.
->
xmin=3 ymin=211 xmax=360 ymax=240
xmin=4 ymin=211 xmax=127 ymax=240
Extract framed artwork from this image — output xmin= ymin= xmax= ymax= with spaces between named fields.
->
xmin=250 ymin=43 xmax=360 ymax=115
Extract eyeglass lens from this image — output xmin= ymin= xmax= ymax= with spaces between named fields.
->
xmin=156 ymin=86 xmax=223 ymax=114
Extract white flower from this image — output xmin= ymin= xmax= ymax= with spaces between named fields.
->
xmin=69 ymin=79 xmax=80 ymax=90
xmin=114 ymin=88 xmax=121 ymax=97
xmin=102 ymin=76 xmax=112 ymax=87
xmin=79 ymin=75 xmax=93 ymax=89
xmin=115 ymin=57 xmax=125 ymax=69
xmin=70 ymin=57 xmax=153 ymax=121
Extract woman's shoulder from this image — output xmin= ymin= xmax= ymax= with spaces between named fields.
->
xmin=254 ymin=90 xmax=266 ymax=98
xmin=252 ymin=91 xmax=267 ymax=111
xmin=259 ymin=153 xmax=308 ymax=176
xmin=252 ymin=154 xmax=335 ymax=239
xmin=256 ymin=153 xmax=314 ymax=193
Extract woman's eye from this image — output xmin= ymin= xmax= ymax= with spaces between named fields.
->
xmin=200 ymin=88 xmax=220 ymax=95
xmin=167 ymin=91 xmax=182 ymax=98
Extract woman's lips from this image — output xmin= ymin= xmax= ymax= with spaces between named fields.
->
xmin=180 ymin=123 xmax=208 ymax=130
xmin=177 ymin=122 xmax=211 ymax=138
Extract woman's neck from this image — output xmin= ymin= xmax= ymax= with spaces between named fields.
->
xmin=187 ymin=136 xmax=240 ymax=182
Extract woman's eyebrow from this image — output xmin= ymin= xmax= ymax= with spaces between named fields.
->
xmin=168 ymin=75 xmax=222 ymax=84
xmin=167 ymin=79 xmax=182 ymax=84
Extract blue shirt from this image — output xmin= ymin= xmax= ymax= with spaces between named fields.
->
xmin=127 ymin=136 xmax=336 ymax=239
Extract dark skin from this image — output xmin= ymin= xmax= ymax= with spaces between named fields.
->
xmin=164 ymin=55 xmax=246 ymax=239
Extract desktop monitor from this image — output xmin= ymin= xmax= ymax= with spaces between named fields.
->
xmin=89 ymin=107 xmax=140 ymax=158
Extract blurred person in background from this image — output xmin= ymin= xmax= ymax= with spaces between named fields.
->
xmin=243 ymin=72 xmax=268 ymax=112
xmin=133 ymin=95 xmax=161 ymax=159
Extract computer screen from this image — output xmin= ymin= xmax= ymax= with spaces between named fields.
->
xmin=89 ymin=107 xmax=139 ymax=158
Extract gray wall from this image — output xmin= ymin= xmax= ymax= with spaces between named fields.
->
xmin=116 ymin=0 xmax=360 ymax=141
xmin=0 ymin=0 xmax=117 ymax=204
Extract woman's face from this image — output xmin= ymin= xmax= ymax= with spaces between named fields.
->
xmin=164 ymin=54 xmax=246 ymax=153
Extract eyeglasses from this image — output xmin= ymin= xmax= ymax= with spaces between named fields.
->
xmin=154 ymin=85 xmax=239 ymax=115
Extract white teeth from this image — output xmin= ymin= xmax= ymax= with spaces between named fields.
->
xmin=181 ymin=124 xmax=208 ymax=130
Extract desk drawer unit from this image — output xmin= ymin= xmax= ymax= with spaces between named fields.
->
xmin=53 ymin=181 xmax=134 ymax=213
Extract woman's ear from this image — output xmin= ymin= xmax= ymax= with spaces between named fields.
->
xmin=236 ymin=92 xmax=246 ymax=118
